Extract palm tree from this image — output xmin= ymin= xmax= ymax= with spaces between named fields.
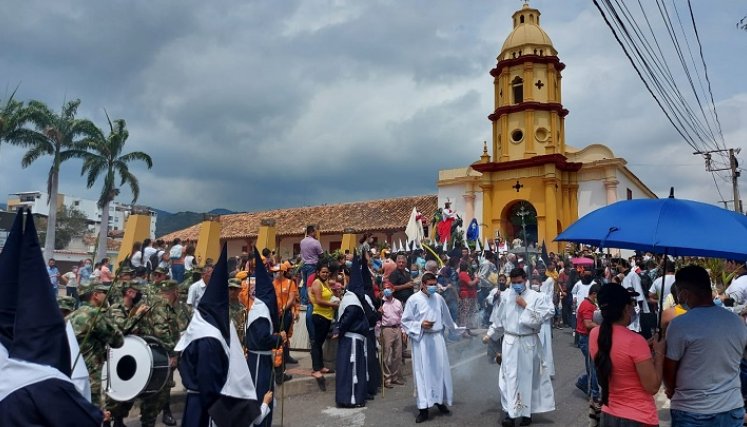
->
xmin=0 ymin=88 xmax=35 ymax=157
xmin=16 ymin=99 xmax=100 ymax=260
xmin=80 ymin=113 xmax=152 ymax=262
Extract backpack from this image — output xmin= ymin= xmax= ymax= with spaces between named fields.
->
xmin=146 ymin=250 xmax=162 ymax=272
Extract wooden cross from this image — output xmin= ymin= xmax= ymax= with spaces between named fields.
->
xmin=535 ymin=80 xmax=544 ymax=89
xmin=512 ymin=181 xmax=523 ymax=192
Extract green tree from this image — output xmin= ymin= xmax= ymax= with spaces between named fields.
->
xmin=0 ymin=88 xmax=32 ymax=158
xmin=80 ymin=114 xmax=152 ymax=261
xmin=34 ymin=205 xmax=89 ymax=250
xmin=14 ymin=99 xmax=99 ymax=260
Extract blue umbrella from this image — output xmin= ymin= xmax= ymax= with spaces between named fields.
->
xmin=555 ymin=195 xmax=747 ymax=260
xmin=556 ymin=192 xmax=747 ymax=331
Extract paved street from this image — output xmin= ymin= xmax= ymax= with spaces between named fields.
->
xmin=273 ymin=328 xmax=590 ymax=427
xmin=125 ymin=324 xmax=675 ymax=426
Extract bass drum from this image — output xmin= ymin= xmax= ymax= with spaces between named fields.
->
xmin=103 ymin=335 xmax=171 ymax=401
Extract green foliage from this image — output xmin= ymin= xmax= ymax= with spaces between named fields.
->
xmin=79 ymin=112 xmax=153 ymax=208
xmin=35 ymin=205 xmax=89 ymax=249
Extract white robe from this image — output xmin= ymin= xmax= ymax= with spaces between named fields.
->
xmin=401 ymin=291 xmax=456 ymax=410
xmin=487 ymin=288 xmax=555 ymax=419
xmin=538 ymin=277 xmax=556 ymax=377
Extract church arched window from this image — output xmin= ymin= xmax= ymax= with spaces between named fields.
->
xmin=520 ymin=15 xmax=525 ymax=24
xmin=512 ymin=76 xmax=524 ymax=104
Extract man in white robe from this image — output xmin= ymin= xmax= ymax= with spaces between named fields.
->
xmin=401 ymin=272 xmax=458 ymax=423
xmin=485 ymin=268 xmax=554 ymax=427
xmin=537 ymin=275 xmax=556 ymax=378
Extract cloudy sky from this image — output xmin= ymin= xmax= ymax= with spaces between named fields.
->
xmin=1 ymin=0 xmax=745 ymax=213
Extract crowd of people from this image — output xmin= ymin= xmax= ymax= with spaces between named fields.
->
xmin=27 ymin=221 xmax=747 ymax=427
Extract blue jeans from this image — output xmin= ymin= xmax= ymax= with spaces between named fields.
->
xmin=171 ymin=263 xmax=185 ymax=283
xmin=300 ymin=263 xmax=317 ymax=341
xmin=576 ymin=334 xmax=600 ymax=400
xmin=671 ymin=407 xmax=745 ymax=427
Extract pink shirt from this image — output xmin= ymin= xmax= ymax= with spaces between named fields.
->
xmin=100 ymin=265 xmax=113 ymax=283
xmin=380 ymin=297 xmax=403 ymax=327
xmin=590 ymin=324 xmax=657 ymax=425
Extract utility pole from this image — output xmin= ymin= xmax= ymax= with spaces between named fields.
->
xmin=694 ymin=148 xmax=742 ymax=213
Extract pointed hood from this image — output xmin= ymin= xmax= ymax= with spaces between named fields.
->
xmin=197 ymin=243 xmax=230 ymax=342
xmin=360 ymin=252 xmax=375 ymax=302
xmin=11 ymin=209 xmax=71 ymax=376
xmin=0 ymin=210 xmax=24 ymax=348
xmin=347 ymin=255 xmax=365 ymax=299
xmin=253 ymin=248 xmax=279 ymax=331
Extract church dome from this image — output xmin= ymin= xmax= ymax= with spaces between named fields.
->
xmin=499 ymin=4 xmax=557 ymax=61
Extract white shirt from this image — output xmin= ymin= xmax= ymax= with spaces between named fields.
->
xmin=187 ymin=279 xmax=207 ymax=308
xmin=649 ymin=274 xmax=675 ymax=303
xmin=185 ymin=255 xmax=195 ymax=271
xmin=131 ymin=251 xmax=143 ymax=268
xmin=571 ymin=280 xmax=595 ymax=311
xmin=726 ymin=275 xmax=747 ymax=305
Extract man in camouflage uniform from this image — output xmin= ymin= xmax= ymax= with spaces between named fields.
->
xmin=105 ymin=281 xmax=151 ymax=427
xmin=67 ymin=282 xmax=125 ymax=408
xmin=228 ymin=278 xmax=247 ymax=350
xmin=108 ymin=266 xmax=134 ymax=306
xmin=57 ymin=295 xmax=76 ymax=317
xmin=105 ymin=280 xmax=181 ymax=427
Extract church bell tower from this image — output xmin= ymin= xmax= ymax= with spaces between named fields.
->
xmin=472 ymin=3 xmax=581 ymax=252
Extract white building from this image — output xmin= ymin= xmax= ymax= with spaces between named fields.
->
xmin=7 ymin=191 xmax=157 ymax=238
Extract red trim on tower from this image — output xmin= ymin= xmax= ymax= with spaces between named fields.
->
xmin=471 ymin=153 xmax=583 ymax=173
xmin=490 ymin=55 xmax=566 ymax=77
xmin=488 ymin=102 xmax=569 ymax=122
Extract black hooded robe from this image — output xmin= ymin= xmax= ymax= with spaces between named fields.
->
xmin=335 ymin=295 xmax=369 ymax=407
xmin=178 ymin=338 xmax=229 ymax=427
xmin=0 ymin=379 xmax=102 ymax=427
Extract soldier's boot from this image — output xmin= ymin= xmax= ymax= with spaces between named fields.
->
xmin=161 ymin=400 xmax=176 ymax=426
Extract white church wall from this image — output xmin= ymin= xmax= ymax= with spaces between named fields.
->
xmin=578 ymin=179 xmax=607 ymax=217
xmin=616 ymin=172 xmax=656 ymax=201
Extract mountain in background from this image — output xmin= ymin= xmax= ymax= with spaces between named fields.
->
xmin=155 ymin=208 xmax=237 ymax=238
xmin=0 ymin=203 xmax=6 ymax=211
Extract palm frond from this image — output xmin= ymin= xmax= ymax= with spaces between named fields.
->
xmin=21 ymin=144 xmax=51 ymax=168
xmin=83 ymin=160 xmax=107 ymax=189
xmin=123 ymin=170 xmax=140 ymax=203
xmin=59 ymin=148 xmax=89 ymax=162
xmin=119 ymin=151 xmax=153 ymax=169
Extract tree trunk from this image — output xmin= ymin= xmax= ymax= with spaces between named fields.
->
xmin=96 ymin=200 xmax=110 ymax=262
xmin=43 ymin=172 xmax=58 ymax=261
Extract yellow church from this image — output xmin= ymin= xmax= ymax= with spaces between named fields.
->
xmin=437 ymin=3 xmax=655 ymax=252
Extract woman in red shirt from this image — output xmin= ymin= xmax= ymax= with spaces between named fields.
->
xmin=590 ymin=284 xmax=665 ymax=427
xmin=457 ymin=262 xmax=479 ymax=330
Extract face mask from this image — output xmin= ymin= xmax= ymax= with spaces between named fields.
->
xmin=499 ymin=282 xmax=507 ymax=291
xmin=427 ymin=285 xmax=438 ymax=295
xmin=132 ymin=292 xmax=143 ymax=306
xmin=530 ymin=284 xmax=540 ymax=292
xmin=643 ymin=255 xmax=651 ymax=262
xmin=511 ymin=283 xmax=525 ymax=294
xmin=383 ymin=289 xmax=393 ymax=298
xmin=345 ymin=261 xmax=353 ymax=268
xmin=411 ymin=270 xmax=420 ymax=278
xmin=713 ymin=297 xmax=723 ymax=307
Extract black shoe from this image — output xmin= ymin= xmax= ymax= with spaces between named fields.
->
xmin=315 ymin=375 xmax=326 ymax=392
xmin=285 ymin=355 xmax=299 ymax=364
xmin=435 ymin=404 xmax=450 ymax=415
xmin=161 ymin=409 xmax=176 ymax=426
xmin=519 ymin=416 xmax=532 ymax=426
xmin=501 ymin=414 xmax=515 ymax=427
xmin=415 ymin=409 xmax=429 ymax=423
xmin=275 ymin=373 xmax=293 ymax=385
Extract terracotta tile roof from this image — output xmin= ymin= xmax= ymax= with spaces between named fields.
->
xmin=159 ymin=194 xmax=438 ymax=242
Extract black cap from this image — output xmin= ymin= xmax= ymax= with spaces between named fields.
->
xmin=597 ymin=283 xmax=638 ymax=310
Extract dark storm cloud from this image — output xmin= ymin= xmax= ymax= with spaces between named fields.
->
xmin=0 ymin=1 xmax=744 ymax=213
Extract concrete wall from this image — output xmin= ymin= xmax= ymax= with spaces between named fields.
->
xmin=577 ymin=179 xmax=608 ymax=218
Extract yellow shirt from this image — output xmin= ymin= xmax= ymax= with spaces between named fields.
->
xmin=311 ymin=279 xmax=335 ymax=321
